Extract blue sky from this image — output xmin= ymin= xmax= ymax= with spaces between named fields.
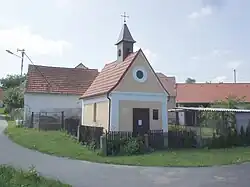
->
xmin=0 ymin=0 xmax=249 ymax=83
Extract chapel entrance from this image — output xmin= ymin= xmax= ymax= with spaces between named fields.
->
xmin=132 ymin=108 xmax=150 ymax=136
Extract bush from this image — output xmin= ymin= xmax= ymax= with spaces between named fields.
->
xmin=168 ymin=127 xmax=197 ymax=148
xmin=107 ymin=137 xmax=127 ymax=156
xmin=107 ymin=136 xmax=146 ymax=156
xmin=123 ymin=137 xmax=145 ymax=155
xmin=246 ymin=125 xmax=250 ymax=145
xmin=88 ymin=140 xmax=97 ymax=151
xmin=0 ymin=165 xmax=70 ymax=187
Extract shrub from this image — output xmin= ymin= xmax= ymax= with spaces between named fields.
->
xmin=107 ymin=137 xmax=127 ymax=156
xmin=88 ymin=140 xmax=97 ymax=151
xmin=106 ymin=136 xmax=146 ymax=156
xmin=168 ymin=127 xmax=197 ymax=148
xmin=209 ymin=133 xmax=223 ymax=149
xmin=123 ymin=137 xmax=145 ymax=155
xmin=246 ymin=125 xmax=250 ymax=145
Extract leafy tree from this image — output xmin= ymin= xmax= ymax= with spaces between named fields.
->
xmin=0 ymin=74 xmax=26 ymax=90
xmin=3 ymin=86 xmax=24 ymax=113
xmin=212 ymin=95 xmax=249 ymax=109
xmin=200 ymin=96 xmax=250 ymax=135
xmin=185 ymin=77 xmax=196 ymax=83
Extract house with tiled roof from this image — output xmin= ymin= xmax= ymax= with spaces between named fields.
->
xmin=175 ymin=83 xmax=250 ymax=125
xmin=24 ymin=64 xmax=98 ymax=118
xmin=156 ymin=73 xmax=176 ymax=122
xmin=176 ymin=83 xmax=250 ymax=105
xmin=80 ymin=23 xmax=169 ymax=134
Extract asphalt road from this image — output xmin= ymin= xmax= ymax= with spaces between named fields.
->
xmin=0 ymin=115 xmax=250 ymax=187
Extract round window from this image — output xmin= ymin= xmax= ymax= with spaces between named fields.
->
xmin=136 ymin=70 xmax=144 ymax=79
xmin=132 ymin=66 xmax=147 ymax=83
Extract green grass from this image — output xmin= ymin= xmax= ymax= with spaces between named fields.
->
xmin=0 ymin=165 xmax=71 ymax=187
xmin=0 ymin=107 xmax=4 ymax=114
xmin=5 ymin=121 xmax=250 ymax=167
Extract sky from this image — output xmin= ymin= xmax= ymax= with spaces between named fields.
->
xmin=0 ymin=0 xmax=250 ymax=83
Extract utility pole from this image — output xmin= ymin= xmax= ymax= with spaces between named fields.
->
xmin=6 ymin=49 xmax=25 ymax=76
xmin=17 ymin=49 xmax=25 ymax=76
xmin=233 ymin=69 xmax=236 ymax=83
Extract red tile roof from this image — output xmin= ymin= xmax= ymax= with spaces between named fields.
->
xmin=26 ymin=65 xmax=99 ymax=95
xmin=81 ymin=51 xmax=140 ymax=98
xmin=156 ymin=73 xmax=176 ymax=97
xmin=176 ymin=83 xmax=250 ymax=103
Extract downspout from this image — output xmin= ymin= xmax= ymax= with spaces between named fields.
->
xmin=107 ymin=92 xmax=111 ymax=132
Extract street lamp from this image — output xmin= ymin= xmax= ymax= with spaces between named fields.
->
xmin=6 ymin=49 xmax=25 ymax=76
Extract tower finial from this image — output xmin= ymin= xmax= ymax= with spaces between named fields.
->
xmin=121 ymin=12 xmax=129 ymax=23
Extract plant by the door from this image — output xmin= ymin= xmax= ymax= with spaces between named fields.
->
xmin=105 ymin=136 xmax=148 ymax=156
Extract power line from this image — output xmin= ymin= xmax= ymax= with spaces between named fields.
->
xmin=24 ymin=52 xmax=53 ymax=90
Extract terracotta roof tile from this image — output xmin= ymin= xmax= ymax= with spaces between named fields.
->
xmin=26 ymin=65 xmax=99 ymax=95
xmin=176 ymin=83 xmax=250 ymax=103
xmin=156 ymin=73 xmax=176 ymax=96
xmin=81 ymin=51 xmax=139 ymax=98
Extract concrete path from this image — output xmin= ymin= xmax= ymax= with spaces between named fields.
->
xmin=0 ymin=115 xmax=250 ymax=187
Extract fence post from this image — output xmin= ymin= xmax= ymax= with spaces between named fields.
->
xmin=144 ymin=134 xmax=149 ymax=148
xmin=163 ymin=132 xmax=168 ymax=148
xmin=100 ymin=134 xmax=107 ymax=156
xmin=31 ymin=112 xmax=34 ymax=128
xmin=61 ymin=111 xmax=64 ymax=129
xmin=77 ymin=125 xmax=80 ymax=142
xmin=38 ymin=112 xmax=41 ymax=130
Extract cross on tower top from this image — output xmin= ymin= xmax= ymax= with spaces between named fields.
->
xmin=121 ymin=12 xmax=129 ymax=23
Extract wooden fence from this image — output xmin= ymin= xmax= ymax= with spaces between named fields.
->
xmin=78 ymin=125 xmax=104 ymax=148
xmin=168 ymin=130 xmax=197 ymax=148
xmin=105 ymin=130 xmax=165 ymax=155
xmin=64 ymin=118 xmax=80 ymax=137
xmin=148 ymin=130 xmax=164 ymax=149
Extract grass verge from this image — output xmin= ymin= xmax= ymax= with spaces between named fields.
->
xmin=0 ymin=107 xmax=4 ymax=114
xmin=0 ymin=165 xmax=71 ymax=187
xmin=5 ymin=121 xmax=250 ymax=167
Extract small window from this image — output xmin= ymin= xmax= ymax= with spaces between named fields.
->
xmin=118 ymin=49 xmax=121 ymax=57
xmin=136 ymin=70 xmax=144 ymax=79
xmin=93 ymin=103 xmax=97 ymax=122
xmin=153 ymin=109 xmax=159 ymax=120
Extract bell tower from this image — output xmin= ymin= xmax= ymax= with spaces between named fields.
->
xmin=115 ymin=12 xmax=136 ymax=62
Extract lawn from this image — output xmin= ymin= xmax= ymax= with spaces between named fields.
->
xmin=0 ymin=107 xmax=4 ymax=114
xmin=0 ymin=165 xmax=70 ymax=187
xmin=5 ymin=121 xmax=250 ymax=167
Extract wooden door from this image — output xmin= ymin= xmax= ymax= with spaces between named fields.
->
xmin=133 ymin=108 xmax=150 ymax=136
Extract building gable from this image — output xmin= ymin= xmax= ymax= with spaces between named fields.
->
xmin=113 ymin=50 xmax=168 ymax=94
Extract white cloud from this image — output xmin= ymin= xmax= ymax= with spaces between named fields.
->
xmin=54 ymin=0 xmax=71 ymax=8
xmin=0 ymin=26 xmax=71 ymax=56
xmin=134 ymin=46 xmax=157 ymax=64
xmin=190 ymin=56 xmax=200 ymax=60
xmin=188 ymin=6 xmax=213 ymax=19
xmin=211 ymin=49 xmax=230 ymax=57
xmin=212 ymin=76 xmax=227 ymax=83
xmin=227 ymin=61 xmax=242 ymax=69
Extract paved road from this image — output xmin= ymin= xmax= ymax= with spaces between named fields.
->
xmin=0 ymin=116 xmax=250 ymax=187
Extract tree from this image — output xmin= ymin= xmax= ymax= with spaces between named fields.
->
xmin=3 ymin=86 xmax=24 ymax=113
xmin=201 ymin=96 xmax=250 ymax=135
xmin=0 ymin=74 xmax=26 ymax=90
xmin=185 ymin=77 xmax=196 ymax=83
xmin=212 ymin=95 xmax=248 ymax=109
